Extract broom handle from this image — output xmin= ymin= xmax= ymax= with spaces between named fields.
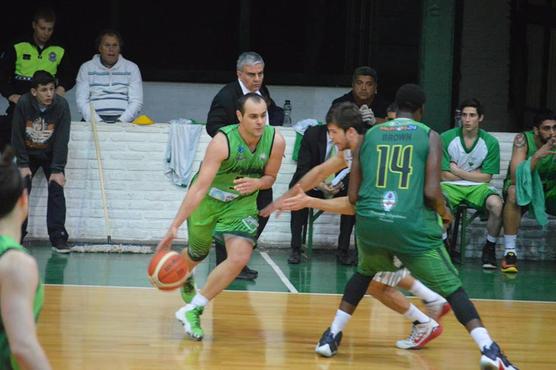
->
xmin=90 ymin=105 xmax=112 ymax=243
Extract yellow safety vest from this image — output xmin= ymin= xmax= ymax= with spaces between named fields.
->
xmin=13 ymin=42 xmax=64 ymax=81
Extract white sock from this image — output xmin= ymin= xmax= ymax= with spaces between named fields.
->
xmin=410 ymin=279 xmax=444 ymax=304
xmin=186 ymin=293 xmax=209 ymax=311
xmin=330 ymin=310 xmax=351 ymax=335
xmin=503 ymin=234 xmax=517 ymax=255
xmin=442 ymin=232 xmax=448 ymax=240
xmin=403 ymin=304 xmax=430 ymax=324
xmin=486 ymin=234 xmax=497 ymax=244
xmin=470 ymin=327 xmax=493 ymax=350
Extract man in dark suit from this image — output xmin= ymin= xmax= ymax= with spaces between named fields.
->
xmin=288 ymin=124 xmax=355 ymax=264
xmin=206 ymin=51 xmax=283 ymax=280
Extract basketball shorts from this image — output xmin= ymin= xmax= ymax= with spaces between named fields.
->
xmin=187 ymin=195 xmax=259 ymax=261
xmin=441 ymin=183 xmax=501 ymax=211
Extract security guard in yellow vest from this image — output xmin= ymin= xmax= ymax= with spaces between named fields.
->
xmin=0 ymin=7 xmax=74 ymax=152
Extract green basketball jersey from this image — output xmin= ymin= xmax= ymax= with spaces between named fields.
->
xmin=356 ymin=118 xmax=443 ymax=254
xmin=441 ymin=127 xmax=500 ymax=186
xmin=503 ymin=130 xmax=556 ymax=197
xmin=0 ymin=236 xmax=44 ymax=370
xmin=196 ymin=124 xmax=275 ymax=205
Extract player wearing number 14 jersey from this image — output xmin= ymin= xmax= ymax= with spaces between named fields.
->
xmin=350 ymin=84 xmax=517 ymax=370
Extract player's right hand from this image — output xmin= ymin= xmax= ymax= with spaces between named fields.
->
xmin=156 ymin=226 xmax=177 ymax=253
xmin=440 ymin=207 xmax=453 ymax=226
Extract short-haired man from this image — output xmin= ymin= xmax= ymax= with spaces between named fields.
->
xmin=0 ymin=146 xmax=52 ymax=370
xmin=11 ymin=70 xmax=71 ymax=253
xmin=76 ymin=29 xmax=143 ymax=123
xmin=331 ymin=66 xmax=389 ymax=126
xmin=157 ymin=93 xmax=285 ymax=340
xmin=205 ymin=51 xmax=283 ymax=280
xmin=0 ymin=7 xmax=74 ymax=152
xmin=501 ymin=110 xmax=556 ymax=273
xmin=440 ymin=99 xmax=503 ymax=269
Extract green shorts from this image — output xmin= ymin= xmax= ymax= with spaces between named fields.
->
xmin=186 ymin=194 xmax=259 ymax=261
xmin=356 ymin=232 xmax=461 ymax=297
xmin=441 ymin=183 xmax=500 ymax=211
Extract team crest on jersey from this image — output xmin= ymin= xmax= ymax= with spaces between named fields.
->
xmin=236 ymin=146 xmax=245 ymax=161
xmin=382 ymin=191 xmax=397 ymax=212
xmin=48 ymin=52 xmax=57 ymax=62
xmin=259 ymin=153 xmax=267 ymax=161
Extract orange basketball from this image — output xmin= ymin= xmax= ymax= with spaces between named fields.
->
xmin=147 ymin=250 xmax=188 ymax=291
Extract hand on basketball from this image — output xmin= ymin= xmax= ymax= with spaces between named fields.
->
xmin=156 ymin=226 xmax=177 ymax=253
xmin=233 ymin=177 xmax=260 ymax=195
xmin=280 ymin=185 xmax=310 ymax=211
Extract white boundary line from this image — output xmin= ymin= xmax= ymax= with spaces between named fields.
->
xmin=44 ymin=283 xmax=556 ymax=304
xmin=259 ymin=251 xmax=298 ymax=293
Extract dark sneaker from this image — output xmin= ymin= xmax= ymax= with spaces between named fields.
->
xmin=501 ymin=252 xmax=518 ymax=273
xmin=288 ymin=249 xmax=301 ymax=264
xmin=480 ymin=341 xmax=519 ymax=369
xmin=481 ymin=244 xmax=497 ymax=269
xmin=52 ymin=240 xmax=71 ymax=254
xmin=315 ymin=327 xmax=343 ymax=357
xmin=236 ymin=265 xmax=258 ymax=280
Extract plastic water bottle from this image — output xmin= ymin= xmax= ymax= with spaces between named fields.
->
xmin=283 ymin=100 xmax=292 ymax=126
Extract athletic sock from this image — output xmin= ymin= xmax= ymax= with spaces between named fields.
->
xmin=403 ymin=304 xmax=431 ymax=324
xmin=330 ymin=309 xmax=351 ymax=335
xmin=186 ymin=293 xmax=209 ymax=311
xmin=409 ymin=279 xmax=443 ymax=304
xmin=486 ymin=234 xmax=497 ymax=244
xmin=470 ymin=327 xmax=493 ymax=350
xmin=503 ymin=234 xmax=517 ymax=255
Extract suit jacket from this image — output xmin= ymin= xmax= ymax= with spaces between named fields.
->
xmin=206 ymin=80 xmax=283 ymax=137
xmin=289 ymin=125 xmax=328 ymax=187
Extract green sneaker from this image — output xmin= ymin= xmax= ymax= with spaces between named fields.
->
xmin=180 ymin=275 xmax=196 ymax=304
xmin=175 ymin=306 xmax=204 ymax=341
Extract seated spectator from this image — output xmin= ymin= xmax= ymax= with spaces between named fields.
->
xmin=331 ymin=66 xmax=389 ymax=125
xmin=76 ymin=29 xmax=143 ymax=123
xmin=440 ymin=99 xmax=502 ymax=269
xmin=501 ymin=109 xmax=556 ymax=273
xmin=11 ymin=71 xmax=71 ymax=253
xmin=288 ymin=124 xmax=355 ymax=265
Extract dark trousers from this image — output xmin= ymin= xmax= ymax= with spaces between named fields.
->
xmin=215 ymin=188 xmax=273 ymax=264
xmin=290 ymin=189 xmax=355 ymax=255
xmin=22 ymin=156 xmax=68 ymax=244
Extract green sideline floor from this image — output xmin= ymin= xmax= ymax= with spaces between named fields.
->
xmin=27 ymin=245 xmax=556 ymax=302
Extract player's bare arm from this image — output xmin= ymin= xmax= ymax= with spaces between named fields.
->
xmin=507 ymin=133 xmax=528 ymax=185
xmin=281 ymin=185 xmax=355 ymax=215
xmin=0 ymin=251 xmax=52 ymax=370
xmin=424 ymin=131 xmax=452 ymax=225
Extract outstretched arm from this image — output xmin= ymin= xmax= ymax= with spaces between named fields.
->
xmin=280 ymin=184 xmax=355 ymax=215
xmin=156 ymin=133 xmax=228 ymax=252
xmin=0 ymin=251 xmax=52 ymax=370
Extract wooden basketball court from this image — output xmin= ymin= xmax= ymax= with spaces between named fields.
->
xmin=39 ymin=284 xmax=555 ymax=369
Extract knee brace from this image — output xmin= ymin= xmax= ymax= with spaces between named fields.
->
xmin=447 ymin=287 xmax=481 ymax=325
xmin=342 ymin=272 xmax=373 ymax=306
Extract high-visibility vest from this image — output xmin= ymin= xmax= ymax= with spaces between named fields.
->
xmin=13 ymin=42 xmax=65 ymax=82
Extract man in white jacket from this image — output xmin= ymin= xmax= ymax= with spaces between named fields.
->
xmin=76 ymin=30 xmax=143 ymax=123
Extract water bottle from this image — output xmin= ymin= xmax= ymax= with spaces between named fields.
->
xmin=283 ymin=100 xmax=292 ymax=126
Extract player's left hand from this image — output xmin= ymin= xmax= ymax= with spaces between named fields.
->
xmin=49 ymin=172 xmax=65 ymax=186
xmin=233 ymin=177 xmax=260 ymax=195
xmin=280 ymin=185 xmax=310 ymax=211
xmin=156 ymin=226 xmax=177 ymax=253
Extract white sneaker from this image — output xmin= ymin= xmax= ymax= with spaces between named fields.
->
xmin=396 ymin=320 xmax=443 ymax=349
xmin=424 ymin=298 xmax=451 ymax=321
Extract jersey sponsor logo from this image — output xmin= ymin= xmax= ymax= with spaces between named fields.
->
xmin=379 ymin=124 xmax=417 ymax=132
xmin=382 ymin=191 xmax=397 ymax=212
xmin=49 ymin=52 xmax=57 ymax=62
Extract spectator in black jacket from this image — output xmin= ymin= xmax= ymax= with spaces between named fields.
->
xmin=11 ymin=71 xmax=71 ymax=254
xmin=205 ymin=51 xmax=283 ymax=280
xmin=0 ymin=7 xmax=74 ymax=152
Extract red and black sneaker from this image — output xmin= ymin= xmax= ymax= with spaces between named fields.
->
xmin=501 ymin=252 xmax=518 ymax=273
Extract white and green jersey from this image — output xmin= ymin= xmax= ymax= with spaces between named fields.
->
xmin=441 ymin=127 xmax=500 ymax=186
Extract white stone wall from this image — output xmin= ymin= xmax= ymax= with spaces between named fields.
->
xmin=24 ymin=125 xmax=555 ymax=259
